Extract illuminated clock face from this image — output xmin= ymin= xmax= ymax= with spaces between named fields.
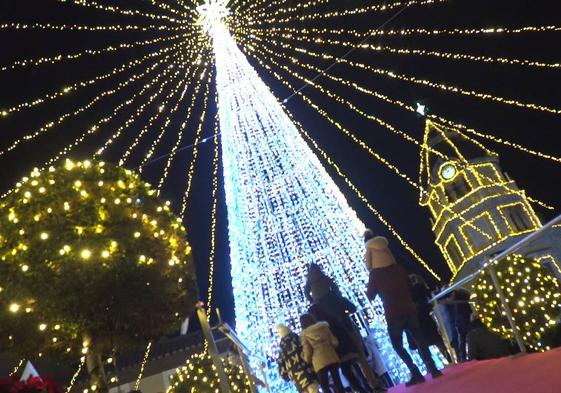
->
xmin=440 ymin=163 xmax=457 ymax=180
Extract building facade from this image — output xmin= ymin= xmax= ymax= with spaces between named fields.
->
xmin=419 ymin=120 xmax=561 ymax=282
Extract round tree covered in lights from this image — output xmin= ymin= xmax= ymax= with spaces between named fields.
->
xmin=471 ymin=254 xmax=561 ymax=351
xmin=0 ymin=160 xmax=197 ymax=392
xmin=168 ymin=352 xmax=252 ymax=393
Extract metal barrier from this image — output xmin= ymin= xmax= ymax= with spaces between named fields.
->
xmin=429 ymin=213 xmax=561 ymax=360
xmin=196 ymin=303 xmax=271 ymax=393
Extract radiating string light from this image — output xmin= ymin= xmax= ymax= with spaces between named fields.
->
xmin=262 ymin=0 xmax=447 ymax=24
xmin=42 ymin=54 xmax=182 ymax=169
xmin=180 ymin=91 xmax=215 ymax=216
xmin=205 ymin=132 xmax=220 ymax=318
xmin=156 ymin=60 xmax=212 ymax=193
xmin=0 ymin=48 xmax=178 ymax=158
xmin=248 ymin=24 xmax=561 ymax=39
xmin=2 ymin=39 xmax=191 ymax=116
xmin=137 ymin=59 xmax=205 ymax=173
xmin=243 ymin=38 xmax=555 ymax=212
xmin=258 ymin=30 xmax=561 ymax=70
xmin=9 ymin=359 xmax=24 ymax=376
xmin=56 ymin=0 xmax=181 ymax=24
xmin=65 ymin=357 xmax=85 ymax=393
xmin=0 ymin=32 xmax=186 ymax=73
xmin=245 ymin=41 xmax=503 ymax=249
xmin=134 ymin=342 xmax=153 ymax=390
xmin=250 ymin=36 xmax=561 ymax=166
xmin=261 ymin=36 xmax=561 ymax=115
xmin=117 ymin=38 xmax=207 ymax=166
xmin=94 ymin=54 xmax=187 ymax=158
xmin=431 ymin=116 xmax=561 ymax=164
xmin=143 ymin=0 xmax=190 ymax=19
xmin=0 ymin=22 xmax=187 ymax=32
xmin=118 ymin=77 xmax=189 ymax=166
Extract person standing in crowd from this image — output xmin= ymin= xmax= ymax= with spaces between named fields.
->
xmin=305 ymin=263 xmax=385 ymax=392
xmin=300 ymin=313 xmax=346 ymax=393
xmin=276 ymin=323 xmax=320 ymax=393
xmin=409 ymin=274 xmax=452 ymax=362
xmin=304 ymin=263 xmax=341 ymax=305
xmin=466 ymin=313 xmax=512 ymax=361
xmin=364 ymin=229 xmax=443 ymax=386
xmin=309 ymin=305 xmax=385 ymax=393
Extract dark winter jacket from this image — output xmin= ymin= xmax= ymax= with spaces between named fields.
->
xmin=467 ymin=320 xmax=511 ymax=360
xmin=278 ymin=333 xmax=317 ymax=391
xmin=366 ymin=264 xmax=416 ymax=321
xmin=304 ymin=267 xmax=341 ymax=303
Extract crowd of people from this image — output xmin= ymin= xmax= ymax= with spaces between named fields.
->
xmin=276 ymin=229 xmax=514 ymax=392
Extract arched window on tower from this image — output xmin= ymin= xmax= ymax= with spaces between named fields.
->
xmin=444 ymin=174 xmax=471 ymax=202
xmin=499 ymin=203 xmax=535 ymax=234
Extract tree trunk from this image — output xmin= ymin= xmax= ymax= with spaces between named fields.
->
xmin=85 ymin=337 xmax=109 ymax=393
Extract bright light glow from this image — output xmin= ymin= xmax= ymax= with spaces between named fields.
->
xmin=196 ymin=0 xmax=230 ymax=32
xmin=80 ymin=249 xmax=92 ymax=259
xmin=208 ymin=19 xmax=431 ymax=390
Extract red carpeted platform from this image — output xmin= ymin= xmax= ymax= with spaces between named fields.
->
xmin=390 ymin=347 xmax=561 ymax=393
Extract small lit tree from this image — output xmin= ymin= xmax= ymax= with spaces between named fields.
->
xmin=0 ymin=160 xmax=198 ymax=392
xmin=471 ymin=254 xmax=561 ymax=351
xmin=168 ymin=352 xmax=252 ymax=393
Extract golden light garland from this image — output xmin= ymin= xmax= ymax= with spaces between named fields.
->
xmin=134 ymin=341 xmax=153 ymax=390
xmin=0 ymin=22 xmax=186 ymax=32
xmin=94 ymin=53 xmax=189 ymax=158
xmin=137 ymin=57 xmax=205 ymax=174
xmin=262 ymin=0 xmax=447 ymax=24
xmin=259 ymin=30 xmax=561 ymax=70
xmin=205 ymin=128 xmax=220 ymax=318
xmin=156 ymin=59 xmax=213 ymax=194
xmin=0 ymin=47 xmax=179 ymax=158
xmin=65 ymin=356 xmax=86 ymax=393
xmin=56 ymin=0 xmax=181 ymax=24
xmin=0 ymin=32 xmax=186 ymax=74
xmin=9 ymin=359 xmax=24 ymax=376
xmin=2 ymin=37 xmax=193 ymax=116
xmin=242 ymin=38 xmax=553 ymax=252
xmin=179 ymin=77 xmax=215 ymax=216
xmin=245 ymin=33 xmax=561 ymax=167
xmin=262 ymin=35 xmax=561 ymax=116
xmin=250 ymin=24 xmax=561 ymax=39
xmin=40 ymin=54 xmax=183 ymax=171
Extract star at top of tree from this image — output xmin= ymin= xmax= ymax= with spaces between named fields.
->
xmin=196 ymin=0 xmax=230 ymax=32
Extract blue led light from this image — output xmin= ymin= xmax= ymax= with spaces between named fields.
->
xmin=205 ymin=18 xmax=442 ymax=392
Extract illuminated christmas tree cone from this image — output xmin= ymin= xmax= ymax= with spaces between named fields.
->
xmin=196 ymin=1 xmax=425 ymax=390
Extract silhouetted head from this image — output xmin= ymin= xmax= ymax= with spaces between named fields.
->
xmin=363 ymin=229 xmax=375 ymax=243
xmin=300 ymin=313 xmax=317 ymax=329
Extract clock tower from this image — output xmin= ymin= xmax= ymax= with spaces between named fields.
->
xmin=419 ymin=120 xmax=561 ymax=281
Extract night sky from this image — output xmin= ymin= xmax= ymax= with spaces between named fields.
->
xmin=1 ymin=0 xmax=560 ymax=328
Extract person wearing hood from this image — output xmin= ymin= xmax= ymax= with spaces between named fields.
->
xmin=466 ymin=312 xmax=512 ymax=361
xmin=304 ymin=263 xmax=341 ymax=304
xmin=276 ymin=323 xmax=319 ymax=393
xmin=300 ymin=313 xmax=346 ymax=393
xmin=364 ymin=229 xmax=443 ymax=386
